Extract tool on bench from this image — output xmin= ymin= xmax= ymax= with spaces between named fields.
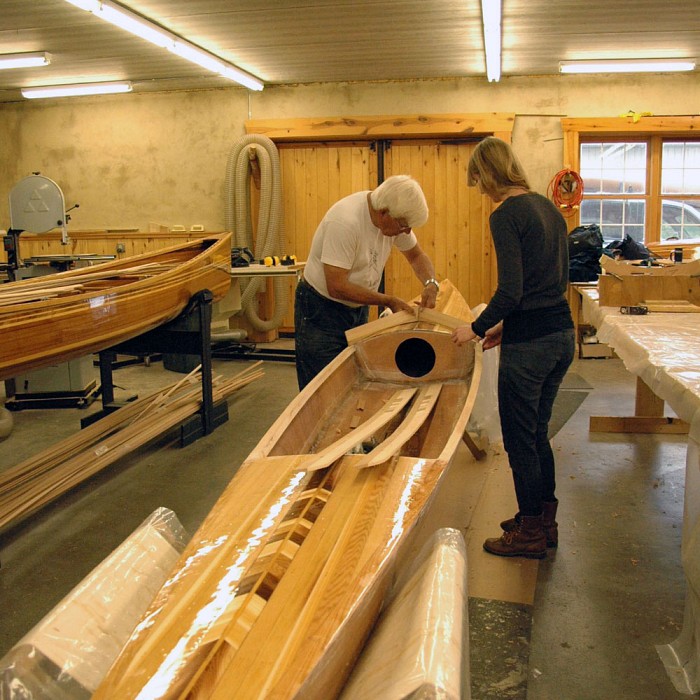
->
xmin=231 ymin=247 xmax=254 ymax=267
xmin=619 ymin=305 xmax=648 ymax=315
xmin=260 ymin=254 xmax=297 ymax=266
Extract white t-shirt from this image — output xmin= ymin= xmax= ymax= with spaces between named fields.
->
xmin=303 ymin=191 xmax=418 ymax=307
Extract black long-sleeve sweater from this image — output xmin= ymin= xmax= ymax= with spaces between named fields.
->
xmin=471 ymin=192 xmax=573 ymax=344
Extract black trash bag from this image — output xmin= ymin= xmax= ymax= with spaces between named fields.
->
xmin=568 ymin=224 xmax=603 ymax=282
xmin=603 ymin=234 xmax=654 ymax=261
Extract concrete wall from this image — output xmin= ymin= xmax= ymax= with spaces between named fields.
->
xmin=0 ymin=73 xmax=697 ymax=232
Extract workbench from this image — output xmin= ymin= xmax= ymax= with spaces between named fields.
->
xmin=212 ymin=262 xmax=305 ymax=362
xmin=575 ymin=284 xmax=700 ymax=693
xmin=229 ymin=262 xmax=305 ymax=279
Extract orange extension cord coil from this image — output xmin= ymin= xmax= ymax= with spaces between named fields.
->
xmin=547 ymin=168 xmax=584 ymax=217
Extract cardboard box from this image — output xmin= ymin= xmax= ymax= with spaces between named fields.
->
xmin=578 ymin=325 xmax=615 ymax=359
xmin=597 ymin=273 xmax=700 ymax=307
xmin=597 ymin=256 xmax=700 ymax=307
xmin=579 ymin=341 xmax=614 ymax=359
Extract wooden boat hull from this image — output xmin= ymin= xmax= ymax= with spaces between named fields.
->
xmin=0 ymin=235 xmax=231 ymax=381
xmin=93 ymin=281 xmax=481 ymax=700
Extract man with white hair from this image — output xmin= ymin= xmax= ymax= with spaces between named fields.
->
xmin=294 ymin=174 xmax=439 ymax=390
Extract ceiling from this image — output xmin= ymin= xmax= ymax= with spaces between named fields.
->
xmin=1 ymin=0 xmax=698 ymax=103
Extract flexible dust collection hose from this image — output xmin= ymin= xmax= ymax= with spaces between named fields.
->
xmin=225 ymin=135 xmax=288 ymax=331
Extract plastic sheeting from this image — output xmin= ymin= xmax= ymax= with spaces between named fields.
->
xmin=579 ymin=288 xmax=700 ymax=442
xmin=578 ymin=288 xmax=700 ymax=693
xmin=340 ymin=528 xmax=468 ymax=700
xmin=467 ymin=302 xmax=502 ymax=444
xmin=0 ymin=507 xmax=187 ymax=700
xmin=656 ymin=439 xmax=700 ymax=693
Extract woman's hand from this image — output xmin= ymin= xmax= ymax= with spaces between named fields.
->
xmin=451 ymin=325 xmax=476 ymax=346
xmin=482 ymin=321 xmax=503 ymax=350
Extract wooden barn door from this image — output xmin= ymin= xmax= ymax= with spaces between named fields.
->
xmin=383 ymin=139 xmax=496 ymax=310
xmin=276 ymin=138 xmax=497 ymax=319
xmin=274 ymin=141 xmax=377 ymax=328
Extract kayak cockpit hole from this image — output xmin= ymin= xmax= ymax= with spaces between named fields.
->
xmin=394 ymin=337 xmax=436 ymax=378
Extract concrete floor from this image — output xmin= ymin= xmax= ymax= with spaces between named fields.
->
xmin=0 ymin=351 xmax=691 ymax=699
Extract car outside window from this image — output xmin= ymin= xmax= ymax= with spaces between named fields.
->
xmin=580 ymin=139 xmax=700 ymax=244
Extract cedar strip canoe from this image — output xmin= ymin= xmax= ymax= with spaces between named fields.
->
xmin=0 ymin=235 xmax=232 ymax=381
xmin=93 ymin=280 xmax=481 ymax=700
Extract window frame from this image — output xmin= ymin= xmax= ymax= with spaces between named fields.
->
xmin=578 ymin=137 xmax=650 ymax=242
xmin=562 ymin=117 xmax=700 ymax=245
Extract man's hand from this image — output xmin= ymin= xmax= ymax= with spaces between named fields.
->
xmin=418 ymin=284 xmax=438 ymax=309
xmin=386 ymin=296 xmax=414 ymax=313
xmin=451 ymin=325 xmax=477 ymax=346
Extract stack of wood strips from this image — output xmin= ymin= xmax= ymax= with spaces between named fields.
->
xmin=0 ymin=235 xmax=232 ymax=382
xmin=0 ymin=362 xmax=263 ymax=533
xmin=0 ymin=262 xmax=181 ymax=307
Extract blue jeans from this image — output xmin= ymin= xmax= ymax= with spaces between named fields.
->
xmin=498 ymin=329 xmax=576 ymax=516
xmin=294 ymin=279 xmax=369 ymax=390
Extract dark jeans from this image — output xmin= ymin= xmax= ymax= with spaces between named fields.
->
xmin=294 ymin=279 xmax=369 ymax=390
xmin=498 ymin=329 xmax=576 ymax=517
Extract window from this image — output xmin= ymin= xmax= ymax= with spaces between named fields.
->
xmin=578 ymin=136 xmax=700 ymax=244
xmin=660 ymin=142 xmax=700 ymax=241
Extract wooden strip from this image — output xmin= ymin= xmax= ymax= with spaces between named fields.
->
xmin=462 ymin=429 xmax=488 ymax=461
xmin=589 ymin=416 xmax=689 ymax=434
xmin=642 ymin=300 xmax=700 ymax=313
xmin=245 ymin=113 xmax=515 ymax=141
xmin=634 ymin=376 xmax=664 ymax=418
xmin=358 ymin=384 xmax=442 ymax=468
xmin=202 ymin=455 xmax=389 ymax=700
xmin=267 ymin=454 xmax=446 ymax=699
xmin=413 ymin=307 xmax=467 ymax=330
xmin=643 ymin=299 xmax=694 ymax=305
xmin=302 ymin=388 xmax=417 ymax=472
xmin=92 ymin=456 xmax=314 ymax=700
xmin=345 ymin=310 xmax=416 ymax=345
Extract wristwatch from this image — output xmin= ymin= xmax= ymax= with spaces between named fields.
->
xmin=423 ymin=278 xmax=440 ymax=291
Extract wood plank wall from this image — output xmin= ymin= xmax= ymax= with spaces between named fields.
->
xmin=383 ymin=140 xmax=494 ymax=309
xmin=2 ymin=230 xmax=213 ymax=261
xmin=275 ymin=142 xmax=376 ymax=328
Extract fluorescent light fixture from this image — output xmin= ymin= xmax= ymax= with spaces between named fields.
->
xmin=169 ymin=40 xmax=262 ymax=88
xmin=480 ymin=0 xmax=502 ymax=82
xmin=560 ymin=58 xmax=696 ymax=74
xmin=0 ymin=52 xmax=51 ymax=70
xmin=21 ymin=81 xmax=133 ymax=99
xmin=64 ymin=0 xmax=264 ymax=91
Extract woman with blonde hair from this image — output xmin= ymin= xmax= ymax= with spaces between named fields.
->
xmin=453 ymin=137 xmax=575 ymax=559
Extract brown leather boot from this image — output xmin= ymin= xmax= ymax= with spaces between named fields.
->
xmin=484 ymin=514 xmax=547 ymax=559
xmin=500 ymin=500 xmax=558 ymax=548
